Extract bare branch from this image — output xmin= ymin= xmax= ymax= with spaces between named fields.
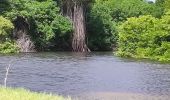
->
xmin=4 ymin=60 xmax=13 ymax=88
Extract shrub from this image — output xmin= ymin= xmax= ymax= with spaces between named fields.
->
xmin=0 ymin=16 xmax=13 ymax=36
xmin=0 ymin=16 xmax=19 ymax=53
xmin=0 ymin=41 xmax=19 ymax=54
xmin=117 ymin=14 xmax=170 ymax=62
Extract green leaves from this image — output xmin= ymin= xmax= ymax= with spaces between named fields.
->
xmin=0 ymin=41 xmax=19 ymax=54
xmin=87 ymin=0 xmax=163 ymax=51
xmin=87 ymin=0 xmax=117 ymax=50
xmin=164 ymin=0 xmax=170 ymax=11
xmin=52 ymin=16 xmax=72 ymax=36
xmin=0 ymin=16 xmax=19 ymax=53
xmin=4 ymin=0 xmax=72 ymax=49
xmin=0 ymin=16 xmax=13 ymax=36
xmin=117 ymin=14 xmax=170 ymax=62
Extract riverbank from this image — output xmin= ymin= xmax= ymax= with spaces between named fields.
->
xmin=0 ymin=87 xmax=71 ymax=100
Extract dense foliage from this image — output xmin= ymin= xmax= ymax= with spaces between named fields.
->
xmin=117 ymin=14 xmax=170 ymax=61
xmin=87 ymin=0 xmax=163 ymax=51
xmin=0 ymin=16 xmax=18 ymax=53
xmin=0 ymin=0 xmax=170 ymax=61
xmin=115 ymin=0 xmax=170 ymax=62
xmin=164 ymin=0 xmax=170 ymax=11
xmin=4 ymin=0 xmax=72 ymax=50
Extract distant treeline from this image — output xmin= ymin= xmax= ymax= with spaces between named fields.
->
xmin=0 ymin=0 xmax=169 ymax=61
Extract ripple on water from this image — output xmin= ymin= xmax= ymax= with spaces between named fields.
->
xmin=0 ymin=52 xmax=169 ymax=98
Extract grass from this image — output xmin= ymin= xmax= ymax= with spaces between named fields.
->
xmin=0 ymin=87 xmax=71 ymax=100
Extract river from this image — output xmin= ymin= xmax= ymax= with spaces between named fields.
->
xmin=0 ymin=52 xmax=170 ymax=100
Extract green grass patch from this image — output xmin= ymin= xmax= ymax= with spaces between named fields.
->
xmin=0 ymin=87 xmax=71 ymax=100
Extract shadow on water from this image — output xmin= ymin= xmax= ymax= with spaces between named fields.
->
xmin=0 ymin=52 xmax=170 ymax=99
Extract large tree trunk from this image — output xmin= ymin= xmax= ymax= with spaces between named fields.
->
xmin=62 ymin=0 xmax=90 ymax=52
xmin=72 ymin=3 xmax=90 ymax=52
xmin=13 ymin=16 xmax=35 ymax=52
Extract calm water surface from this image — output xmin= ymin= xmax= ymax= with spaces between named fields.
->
xmin=0 ymin=52 xmax=170 ymax=99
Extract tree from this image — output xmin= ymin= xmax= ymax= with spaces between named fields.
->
xmin=61 ymin=0 xmax=91 ymax=52
xmin=87 ymin=0 xmax=163 ymax=51
xmin=4 ymin=0 xmax=72 ymax=52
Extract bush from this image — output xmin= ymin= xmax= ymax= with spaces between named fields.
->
xmin=0 ymin=41 xmax=19 ymax=53
xmin=117 ymin=14 xmax=170 ymax=62
xmin=0 ymin=16 xmax=19 ymax=53
xmin=0 ymin=16 xmax=13 ymax=36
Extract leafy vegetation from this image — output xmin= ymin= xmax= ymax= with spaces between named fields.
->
xmin=4 ymin=0 xmax=72 ymax=50
xmin=0 ymin=16 xmax=13 ymax=36
xmin=164 ymin=0 xmax=170 ymax=11
xmin=0 ymin=16 xmax=19 ymax=53
xmin=0 ymin=87 xmax=71 ymax=100
xmin=0 ymin=0 xmax=169 ymax=61
xmin=87 ymin=0 xmax=163 ymax=51
xmin=117 ymin=14 xmax=170 ymax=62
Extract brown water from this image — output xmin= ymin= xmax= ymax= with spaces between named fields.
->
xmin=0 ymin=52 xmax=170 ymax=100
